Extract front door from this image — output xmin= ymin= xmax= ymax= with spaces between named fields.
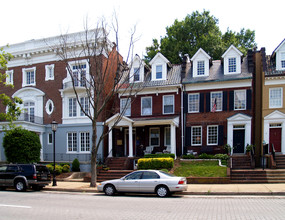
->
xmin=269 ymin=127 xmax=282 ymax=152
xmin=233 ymin=129 xmax=245 ymax=153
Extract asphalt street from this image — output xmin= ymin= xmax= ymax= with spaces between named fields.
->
xmin=1 ymin=191 xmax=285 ymax=220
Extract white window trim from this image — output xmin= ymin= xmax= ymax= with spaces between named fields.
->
xmin=45 ymin=99 xmax=54 ymax=115
xmin=151 ymin=63 xmax=167 ymax=81
xmin=211 ymin=91 xmax=223 ymax=112
xmin=79 ymin=131 xmax=90 ymax=152
xmin=132 ymin=66 xmax=142 ymax=82
xmin=163 ymin=95 xmax=174 ymax=114
xmin=6 ymin=70 xmax=13 ymax=85
xmin=22 ymin=67 xmax=36 ymax=87
xmin=45 ymin=64 xmax=55 ymax=81
xmin=280 ymin=52 xmax=285 ymax=70
xmin=120 ymin=98 xmax=131 ymax=116
xmin=141 ymin=96 xmax=152 ymax=116
xmin=149 ymin=127 xmax=160 ymax=146
xmin=269 ymin=87 xmax=283 ymax=108
xmin=67 ymin=132 xmax=78 ymax=153
xmin=188 ymin=93 xmax=200 ymax=113
xmin=191 ymin=126 xmax=202 ymax=146
xmin=207 ymin=125 xmax=218 ymax=145
xmin=47 ymin=133 xmax=53 ymax=145
xmin=234 ymin=90 xmax=246 ymax=110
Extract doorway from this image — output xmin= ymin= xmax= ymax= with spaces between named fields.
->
xmin=233 ymin=127 xmax=245 ymax=153
xmin=269 ymin=124 xmax=282 ymax=152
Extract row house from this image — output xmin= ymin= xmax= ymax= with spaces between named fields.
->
xmin=182 ymin=45 xmax=254 ymax=155
xmin=0 ymin=31 xmax=117 ymax=171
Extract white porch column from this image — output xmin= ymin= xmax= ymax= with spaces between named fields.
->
xmin=171 ymin=124 xmax=176 ymax=157
xmin=108 ymin=126 xmax=113 ymax=157
xmin=128 ymin=125 xmax=133 ymax=157
xmin=39 ymin=133 xmax=43 ymax=161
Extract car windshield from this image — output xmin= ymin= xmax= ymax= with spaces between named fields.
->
xmin=158 ymin=170 xmax=176 ymax=177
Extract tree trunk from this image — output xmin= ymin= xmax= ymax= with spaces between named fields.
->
xmin=90 ymin=123 xmax=97 ymax=187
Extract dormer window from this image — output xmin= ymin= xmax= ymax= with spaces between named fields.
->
xmin=156 ymin=65 xmax=162 ymax=79
xmin=130 ymin=55 xmax=144 ymax=83
xmin=134 ymin=67 xmax=140 ymax=82
xmin=222 ymin=45 xmax=243 ymax=75
xmin=281 ymin=52 xmax=285 ymax=69
xmin=191 ymin=48 xmax=210 ymax=77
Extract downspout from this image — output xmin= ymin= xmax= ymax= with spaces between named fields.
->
xmin=181 ymin=84 xmax=184 ymax=155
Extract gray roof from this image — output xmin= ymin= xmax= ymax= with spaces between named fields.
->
xmin=183 ymin=56 xmax=252 ymax=84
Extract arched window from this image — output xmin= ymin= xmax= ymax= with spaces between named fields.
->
xmin=45 ymin=99 xmax=54 ymax=115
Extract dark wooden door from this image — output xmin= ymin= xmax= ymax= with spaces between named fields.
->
xmin=269 ymin=128 xmax=282 ymax=152
xmin=233 ymin=130 xmax=245 ymax=153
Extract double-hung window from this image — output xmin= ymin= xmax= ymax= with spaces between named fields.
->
xmin=156 ymin=65 xmax=162 ymax=79
xmin=141 ymin=97 xmax=152 ymax=115
xmin=150 ymin=128 xmax=160 ymax=146
xmin=6 ymin=70 xmax=13 ymax=85
xmin=67 ymin=132 xmax=77 ymax=152
xmin=134 ymin=67 xmax=140 ymax=82
xmin=80 ymin=97 xmax=89 ymax=116
xmin=269 ymin=88 xmax=282 ymax=108
xmin=197 ymin=61 xmax=205 ymax=75
xmin=207 ymin=125 xmax=218 ymax=145
xmin=24 ymin=101 xmax=35 ymax=123
xmin=72 ymin=63 xmax=87 ymax=87
xmin=45 ymin=64 xmax=54 ymax=81
xmin=188 ymin=93 xmax=199 ymax=113
xmin=22 ymin=67 xmax=36 ymax=87
xmin=281 ymin=53 xmax=285 ymax=69
xmin=234 ymin=90 xmax=246 ymax=110
xmin=211 ymin=92 xmax=222 ymax=111
xmin=80 ymin=132 xmax=90 ymax=152
xmin=163 ymin=95 xmax=174 ymax=114
xmin=191 ymin=126 xmax=202 ymax=146
xmin=69 ymin=98 xmax=77 ymax=117
xmin=48 ymin=133 xmax=53 ymax=145
xmin=228 ymin=58 xmax=237 ymax=73
xmin=120 ymin=98 xmax=131 ymax=116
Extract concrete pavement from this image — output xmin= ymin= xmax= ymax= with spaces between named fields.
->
xmin=44 ymin=180 xmax=285 ymax=195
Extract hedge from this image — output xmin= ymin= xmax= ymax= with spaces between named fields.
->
xmin=143 ymin=153 xmax=175 ymax=159
xmin=138 ymin=158 xmax=174 ymax=170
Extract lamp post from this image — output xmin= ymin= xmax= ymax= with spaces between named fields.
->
xmin=51 ymin=120 xmax=58 ymax=186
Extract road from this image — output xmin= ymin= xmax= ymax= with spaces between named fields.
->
xmin=1 ymin=190 xmax=285 ymax=220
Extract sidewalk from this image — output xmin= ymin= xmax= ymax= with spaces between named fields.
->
xmin=44 ymin=181 xmax=285 ymax=195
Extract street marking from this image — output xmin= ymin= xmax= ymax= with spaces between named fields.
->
xmin=0 ymin=204 xmax=31 ymax=209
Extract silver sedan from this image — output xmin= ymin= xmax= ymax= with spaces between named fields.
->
xmin=97 ymin=170 xmax=187 ymax=197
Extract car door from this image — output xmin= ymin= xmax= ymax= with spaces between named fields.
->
xmin=140 ymin=171 xmax=160 ymax=193
xmin=117 ymin=171 xmax=142 ymax=192
xmin=0 ymin=165 xmax=8 ymax=186
xmin=5 ymin=165 xmax=19 ymax=186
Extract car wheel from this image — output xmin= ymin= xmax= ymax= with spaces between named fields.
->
xmin=156 ymin=185 xmax=169 ymax=197
xmin=104 ymin=184 xmax=116 ymax=196
xmin=15 ymin=179 xmax=27 ymax=192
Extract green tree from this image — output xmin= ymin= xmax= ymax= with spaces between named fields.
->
xmin=0 ymin=47 xmax=22 ymax=129
xmin=145 ymin=10 xmax=256 ymax=63
xmin=3 ymin=127 xmax=41 ymax=163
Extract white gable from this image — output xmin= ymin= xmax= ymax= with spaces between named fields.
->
xmin=227 ymin=113 xmax=252 ymax=121
xmin=222 ymin=45 xmax=243 ymax=75
xmin=149 ymin=53 xmax=169 ymax=81
xmin=191 ymin=48 xmax=211 ymax=77
xmin=129 ymin=55 xmax=145 ymax=82
xmin=264 ymin=110 xmax=285 ymax=120
xmin=274 ymin=39 xmax=285 ymax=71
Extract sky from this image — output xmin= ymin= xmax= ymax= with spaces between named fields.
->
xmin=1 ymin=0 xmax=284 ymax=60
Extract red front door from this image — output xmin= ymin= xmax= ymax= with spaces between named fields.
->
xmin=269 ymin=128 xmax=282 ymax=152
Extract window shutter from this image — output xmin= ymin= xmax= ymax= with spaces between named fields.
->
xmin=206 ymin=93 xmax=210 ymax=112
xmin=223 ymin=91 xmax=227 ymax=111
xmin=247 ymin=89 xmax=252 ymax=110
xmin=199 ymin=93 xmax=204 ymax=113
xmin=218 ymin=125 xmax=224 ymax=146
xmin=229 ymin=91 xmax=234 ymax=111
xmin=185 ymin=127 xmax=191 ymax=146
xmin=183 ymin=93 xmax=188 ymax=113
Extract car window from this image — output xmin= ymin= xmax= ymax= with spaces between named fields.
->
xmin=124 ymin=172 xmax=143 ymax=180
xmin=0 ymin=166 xmax=7 ymax=172
xmin=7 ymin=165 xmax=19 ymax=172
xmin=142 ymin=171 xmax=160 ymax=179
xmin=158 ymin=170 xmax=175 ymax=177
xmin=36 ymin=166 xmax=49 ymax=173
xmin=20 ymin=165 xmax=34 ymax=172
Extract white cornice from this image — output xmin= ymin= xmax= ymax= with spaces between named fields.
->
xmin=185 ymin=80 xmax=251 ymax=91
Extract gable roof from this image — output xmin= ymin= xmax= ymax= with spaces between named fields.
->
xmin=191 ymin=48 xmax=211 ymax=61
xmin=222 ymin=45 xmax=243 ymax=58
xmin=149 ymin=52 xmax=170 ymax=65
xmin=272 ymin=38 xmax=285 ymax=56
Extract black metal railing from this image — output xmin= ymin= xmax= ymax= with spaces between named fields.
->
xmin=271 ymin=143 xmax=276 ymax=161
xmin=16 ymin=113 xmax=43 ymax=124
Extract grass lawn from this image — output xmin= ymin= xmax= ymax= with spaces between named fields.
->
xmin=173 ymin=160 xmax=227 ymax=178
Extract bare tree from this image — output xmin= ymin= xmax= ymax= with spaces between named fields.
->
xmin=50 ymin=17 xmax=147 ymax=187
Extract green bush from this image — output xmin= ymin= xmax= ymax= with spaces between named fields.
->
xmin=198 ymin=153 xmax=214 ymax=159
xmin=182 ymin=154 xmax=196 ymax=159
xmin=213 ymin=154 xmax=229 ymax=160
xmin=62 ymin=164 xmax=70 ymax=173
xmin=144 ymin=153 xmax=175 ymax=159
xmin=138 ymin=158 xmax=174 ymax=170
xmin=3 ymin=127 xmax=41 ymax=163
xmin=46 ymin=164 xmax=63 ymax=175
xmin=72 ymin=158 xmax=80 ymax=172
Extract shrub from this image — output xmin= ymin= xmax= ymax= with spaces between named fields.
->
xmin=46 ymin=164 xmax=63 ymax=175
xmin=72 ymin=158 xmax=80 ymax=172
xmin=62 ymin=164 xmax=70 ymax=173
xmin=198 ymin=153 xmax=214 ymax=159
xmin=182 ymin=154 xmax=195 ymax=159
xmin=3 ymin=127 xmax=41 ymax=163
xmin=213 ymin=154 xmax=229 ymax=160
xmin=144 ymin=153 xmax=175 ymax=159
xmin=138 ymin=158 xmax=174 ymax=170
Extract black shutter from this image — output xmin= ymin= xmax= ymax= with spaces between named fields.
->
xmin=206 ymin=93 xmax=210 ymax=112
xmin=247 ymin=89 xmax=252 ymax=110
xmin=183 ymin=93 xmax=188 ymax=113
xmin=229 ymin=91 xmax=234 ymax=111
xmin=218 ymin=125 xmax=224 ymax=146
xmin=223 ymin=91 xmax=227 ymax=111
xmin=185 ymin=127 xmax=191 ymax=146
xmin=199 ymin=93 xmax=204 ymax=113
